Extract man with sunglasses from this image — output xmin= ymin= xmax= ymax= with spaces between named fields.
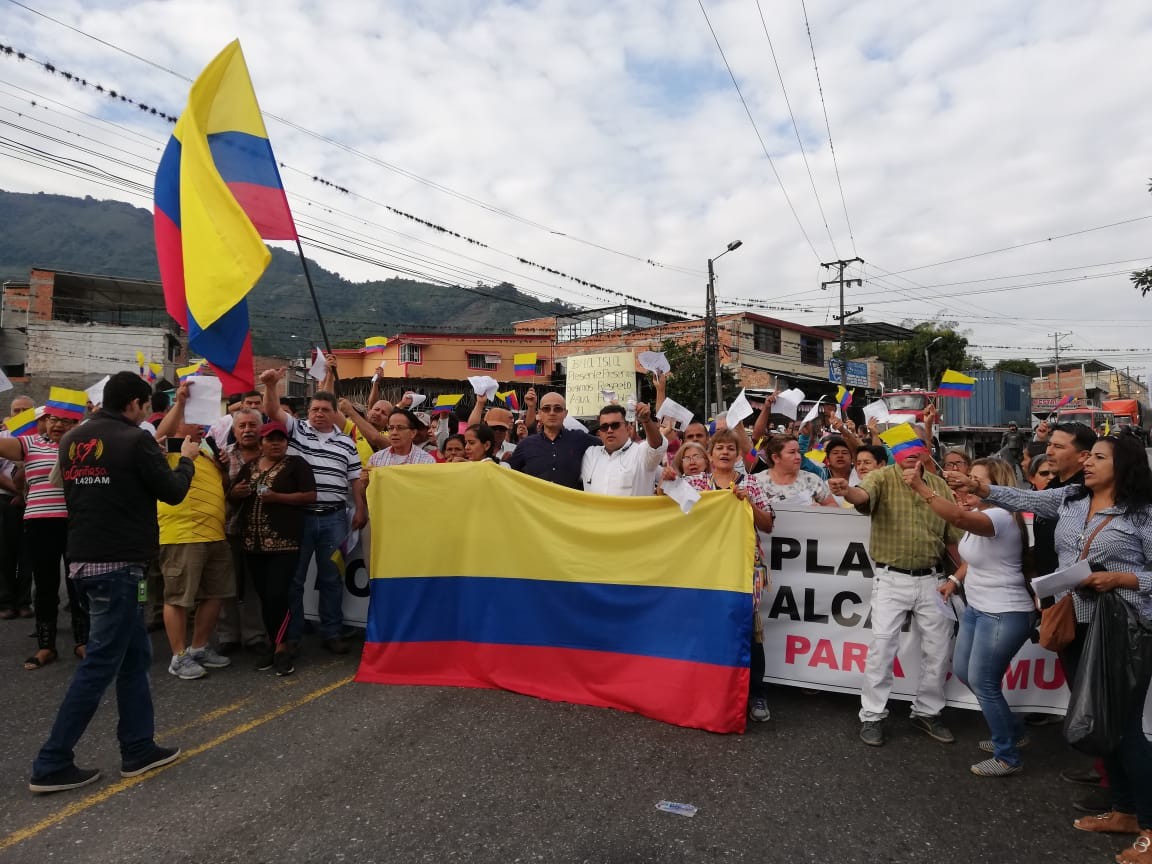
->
xmin=581 ymin=402 xmax=666 ymax=496
xmin=508 ymin=392 xmax=599 ymax=490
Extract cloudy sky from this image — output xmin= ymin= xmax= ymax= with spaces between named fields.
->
xmin=2 ymin=0 xmax=1151 ymax=373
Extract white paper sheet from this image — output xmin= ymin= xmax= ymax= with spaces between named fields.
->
xmin=1029 ymin=559 xmax=1092 ymax=600
xmin=799 ymin=396 xmax=825 ymax=427
xmin=84 ymin=375 xmax=110 ymax=406
xmin=562 ymin=415 xmax=586 ymax=431
xmin=661 ymin=477 xmax=701 ymax=514
xmin=656 ymin=397 xmax=694 ymax=430
xmin=307 ymin=347 xmax=327 ymax=382
xmin=405 ymin=392 xmax=427 ymax=409
xmin=637 ymin=351 xmax=671 ymax=375
xmin=600 ymin=388 xmax=618 ymax=404
xmin=773 ymin=388 xmax=805 ymax=420
xmin=863 ymin=399 xmax=892 ymax=424
xmin=183 ymin=375 xmax=224 ymax=425
xmin=467 ymin=375 xmax=499 ymax=400
xmin=726 ymin=389 xmax=754 ymax=429
xmin=0 ymin=368 xmax=12 ymax=394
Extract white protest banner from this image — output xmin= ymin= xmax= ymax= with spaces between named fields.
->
xmin=303 ymin=513 xmax=371 ymax=627
xmin=637 ymin=351 xmax=670 ymax=375
xmin=656 ymin=397 xmax=694 ymax=430
xmin=726 ymin=389 xmax=754 ymax=428
xmin=758 ymin=505 xmax=1069 ymax=713
xmin=565 ymin=351 xmax=637 ymax=417
xmin=183 ymin=376 xmax=224 ymax=425
xmin=467 ymin=376 xmax=499 ymax=400
xmin=773 ymin=388 xmax=805 ymax=420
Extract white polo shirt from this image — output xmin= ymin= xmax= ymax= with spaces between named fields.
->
xmin=580 ymin=436 xmax=668 ymax=497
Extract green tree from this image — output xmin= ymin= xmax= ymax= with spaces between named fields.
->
xmin=843 ymin=320 xmax=982 ymax=389
xmin=649 ymin=338 xmax=739 ymax=421
xmin=994 ymin=358 xmax=1040 ymax=377
xmin=1133 ymin=179 xmax=1152 ymax=296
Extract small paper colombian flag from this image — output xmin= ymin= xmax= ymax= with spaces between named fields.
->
xmin=836 ymin=386 xmax=852 ymax=410
xmin=878 ymin=422 xmax=927 ymax=461
xmin=431 ymin=394 xmax=463 ymax=413
xmin=937 ymin=369 xmax=976 ymax=399
xmin=1055 ymin=393 xmax=1072 ymax=409
xmin=45 ymin=387 xmax=88 ymax=421
xmin=177 ymin=360 xmax=206 ymax=382
xmin=513 ymin=353 xmax=537 ymax=376
xmin=364 ymin=336 xmax=388 ymax=354
xmin=497 ymin=390 xmax=520 ymax=411
xmin=3 ymin=407 xmax=38 ymax=437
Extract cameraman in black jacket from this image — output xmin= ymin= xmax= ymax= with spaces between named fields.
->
xmin=29 ymin=371 xmax=199 ymax=794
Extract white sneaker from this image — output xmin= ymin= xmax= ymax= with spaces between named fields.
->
xmin=189 ymin=646 xmax=231 ymax=669
xmin=168 ymin=652 xmax=207 ymax=680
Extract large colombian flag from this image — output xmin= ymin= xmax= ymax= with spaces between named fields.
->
xmin=153 ymin=40 xmax=297 ymax=394
xmin=356 ymin=462 xmax=755 ymax=733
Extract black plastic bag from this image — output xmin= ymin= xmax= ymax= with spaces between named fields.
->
xmin=1063 ymin=593 xmax=1138 ymax=756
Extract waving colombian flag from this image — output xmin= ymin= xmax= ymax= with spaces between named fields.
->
xmin=357 ymin=463 xmax=754 ymax=733
xmin=153 ymin=40 xmax=297 ymax=394
xmin=513 ymin=353 xmax=537 ymax=377
xmin=3 ymin=407 xmax=38 ymax=437
xmin=937 ymin=369 xmax=976 ymax=399
xmin=879 ymin=422 xmax=928 ymax=461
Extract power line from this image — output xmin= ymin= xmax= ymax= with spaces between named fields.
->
xmin=753 ymin=0 xmax=838 ymax=258
xmin=0 ymin=64 xmax=693 ymax=318
xmin=0 ymin=4 xmax=705 ymax=276
xmin=881 ymin=214 xmax=1152 ymax=276
xmin=799 ymin=0 xmax=856 ymax=256
xmin=696 ymin=0 xmax=823 ymax=262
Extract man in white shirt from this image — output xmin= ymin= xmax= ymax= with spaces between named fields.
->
xmin=581 ymin=402 xmax=666 ymax=497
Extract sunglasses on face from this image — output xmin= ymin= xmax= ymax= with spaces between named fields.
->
xmin=599 ymin=421 xmax=625 ymax=431
xmin=539 ymin=406 xmax=565 ymax=413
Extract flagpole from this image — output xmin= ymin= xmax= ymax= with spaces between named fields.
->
xmin=294 ymin=238 xmax=340 ymax=396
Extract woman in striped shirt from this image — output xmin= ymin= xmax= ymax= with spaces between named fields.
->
xmin=0 ymin=406 xmax=88 ymax=669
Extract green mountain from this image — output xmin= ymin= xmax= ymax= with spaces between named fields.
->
xmin=0 ymin=190 xmax=572 ymax=356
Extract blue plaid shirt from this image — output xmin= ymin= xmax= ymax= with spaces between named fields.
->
xmin=986 ymin=484 xmax=1152 ymax=622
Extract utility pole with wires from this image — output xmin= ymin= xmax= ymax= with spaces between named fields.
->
xmin=1051 ymin=331 xmax=1072 ymax=401
xmin=822 ymin=257 xmax=864 ymax=392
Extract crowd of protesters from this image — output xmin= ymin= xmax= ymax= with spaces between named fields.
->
xmin=2 ymin=363 xmax=1149 ymax=863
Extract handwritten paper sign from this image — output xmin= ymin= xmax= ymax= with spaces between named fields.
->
xmin=565 ymin=351 xmax=637 ymax=418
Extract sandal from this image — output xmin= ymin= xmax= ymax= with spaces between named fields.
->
xmin=23 ymin=649 xmax=58 ymax=670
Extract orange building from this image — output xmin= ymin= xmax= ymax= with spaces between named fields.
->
xmin=328 ymin=331 xmax=555 ymax=400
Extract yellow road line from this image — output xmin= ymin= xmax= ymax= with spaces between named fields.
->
xmin=0 ymin=675 xmax=353 ymax=854
xmin=155 ymin=658 xmax=349 ymax=739
xmin=156 ymin=696 xmax=256 ymax=740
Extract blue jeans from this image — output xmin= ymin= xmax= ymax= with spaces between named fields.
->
xmin=288 ymin=510 xmax=347 ymax=641
xmin=952 ymin=605 xmax=1036 ymax=767
xmin=33 ymin=566 xmax=156 ymax=776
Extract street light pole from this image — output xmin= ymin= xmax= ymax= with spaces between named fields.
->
xmin=705 ymin=240 xmax=742 ymax=416
xmin=924 ymin=336 xmax=943 ymax=391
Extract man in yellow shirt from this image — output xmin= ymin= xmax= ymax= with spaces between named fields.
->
xmin=154 ymin=384 xmax=235 ymax=680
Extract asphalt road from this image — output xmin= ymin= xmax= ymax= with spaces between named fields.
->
xmin=0 ymin=620 xmax=1131 ymax=864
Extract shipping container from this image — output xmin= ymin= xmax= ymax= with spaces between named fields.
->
xmin=937 ymin=370 xmax=1032 ymax=429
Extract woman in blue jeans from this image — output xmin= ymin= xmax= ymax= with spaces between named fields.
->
xmin=906 ymin=457 xmax=1035 ymax=776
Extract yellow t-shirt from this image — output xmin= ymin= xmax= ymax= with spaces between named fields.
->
xmin=343 ymin=418 xmax=381 ymax=469
xmin=158 ymin=453 xmax=226 ymax=545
